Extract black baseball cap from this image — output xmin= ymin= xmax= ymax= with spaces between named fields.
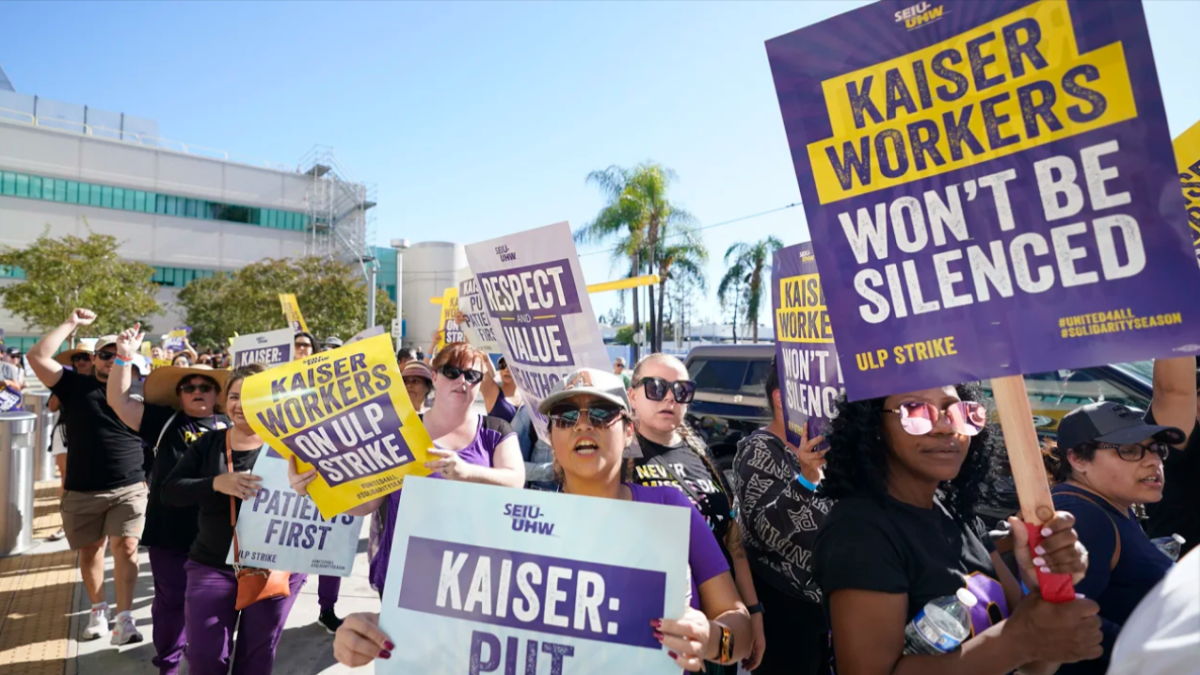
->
xmin=1057 ymin=401 xmax=1184 ymax=451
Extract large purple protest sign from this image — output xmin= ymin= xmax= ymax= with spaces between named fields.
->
xmin=773 ymin=243 xmax=845 ymax=448
xmin=398 ymin=536 xmax=667 ymax=650
xmin=0 ymin=387 xmax=22 ymax=412
xmin=767 ymin=0 xmax=1200 ymax=401
xmin=465 ymin=223 xmax=613 ymax=439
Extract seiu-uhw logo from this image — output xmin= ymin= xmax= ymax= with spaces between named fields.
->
xmin=894 ymin=1 xmax=945 ymax=30
xmin=504 ymin=503 xmax=555 ymax=536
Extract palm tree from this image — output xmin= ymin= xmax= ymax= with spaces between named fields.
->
xmin=575 ymin=163 xmax=695 ymax=356
xmin=653 ymin=227 xmax=707 ymax=351
xmin=718 ymin=236 xmax=783 ymax=343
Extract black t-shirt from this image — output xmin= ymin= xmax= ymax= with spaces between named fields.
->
xmin=814 ymin=494 xmax=1009 ymax=641
xmin=1142 ymin=412 xmax=1200 ymax=557
xmin=49 ymin=369 xmax=145 ymax=491
xmin=138 ymin=404 xmax=228 ymax=551
xmin=161 ymin=428 xmax=262 ymax=570
xmin=632 ymin=434 xmax=735 ymax=552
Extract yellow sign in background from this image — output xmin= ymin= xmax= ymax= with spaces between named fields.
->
xmin=1175 ymin=118 xmax=1200 ymax=258
xmin=241 ymin=332 xmax=434 ymax=518
xmin=279 ymin=293 xmax=309 ymax=333
xmin=433 ymin=286 xmax=461 ymax=353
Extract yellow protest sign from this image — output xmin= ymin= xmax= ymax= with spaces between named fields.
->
xmin=1176 ymin=119 xmax=1200 ymax=263
xmin=433 ymin=286 xmax=464 ymax=353
xmin=152 ymin=358 xmax=172 ymax=370
xmin=279 ymin=293 xmax=309 ymax=333
xmin=241 ymin=332 xmax=434 ymax=518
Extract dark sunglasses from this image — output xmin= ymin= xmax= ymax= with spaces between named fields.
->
xmin=294 ymin=341 xmax=313 ymax=349
xmin=1097 ymin=441 xmax=1170 ymax=462
xmin=885 ymin=400 xmax=987 ymax=436
xmin=71 ymin=353 xmax=91 ymax=363
xmin=498 ymin=358 xmax=508 ymax=370
xmin=548 ymin=403 xmax=624 ymax=429
xmin=440 ymin=364 xmax=484 ymax=384
xmin=634 ymin=376 xmax=696 ymax=404
xmin=180 ymin=383 xmax=216 ymax=394
xmin=95 ymin=351 xmax=117 ymax=361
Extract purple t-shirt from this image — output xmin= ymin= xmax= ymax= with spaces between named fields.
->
xmin=629 ymin=482 xmax=729 ymax=609
xmin=489 ymin=388 xmax=519 ymax=424
xmin=369 ymin=415 xmax=514 ymax=593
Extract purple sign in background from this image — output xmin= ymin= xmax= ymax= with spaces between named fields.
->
xmin=476 ymin=259 xmax=582 ymax=368
xmin=773 ymin=243 xmax=843 ymax=448
xmin=767 ymin=0 xmax=1200 ymax=401
xmin=398 ymin=536 xmax=667 ymax=650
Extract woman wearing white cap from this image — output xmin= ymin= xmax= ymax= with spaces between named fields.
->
xmin=331 ymin=367 xmax=750 ymax=672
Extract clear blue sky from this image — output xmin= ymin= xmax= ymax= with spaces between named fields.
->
xmin=3 ymin=1 xmax=1198 ymax=328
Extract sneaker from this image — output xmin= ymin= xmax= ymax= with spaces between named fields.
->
xmin=48 ymin=528 xmax=66 ymax=541
xmin=83 ymin=603 xmax=109 ymax=640
xmin=110 ymin=612 xmax=143 ymax=646
xmin=318 ymin=609 xmax=343 ymax=634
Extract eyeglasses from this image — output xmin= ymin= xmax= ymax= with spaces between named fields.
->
xmin=633 ymin=376 xmax=696 ymax=404
xmin=440 ymin=364 xmax=484 ymax=384
xmin=71 ymin=354 xmax=91 ymax=363
xmin=180 ymin=383 xmax=216 ymax=394
xmin=884 ymin=400 xmax=987 ymax=436
xmin=548 ymin=403 xmax=624 ymax=429
xmin=95 ymin=351 xmax=117 ymax=361
xmin=1097 ymin=442 xmax=1170 ymax=462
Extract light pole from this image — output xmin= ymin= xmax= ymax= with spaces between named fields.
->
xmin=390 ymin=238 xmax=411 ymax=343
xmin=360 ymin=255 xmax=378 ymax=330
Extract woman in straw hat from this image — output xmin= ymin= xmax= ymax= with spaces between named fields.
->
xmin=107 ymin=323 xmax=229 ymax=674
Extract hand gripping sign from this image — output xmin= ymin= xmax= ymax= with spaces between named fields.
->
xmin=230 ymin=328 xmax=294 ymax=369
xmin=464 ymin=222 xmax=613 ymax=438
xmin=766 ymin=0 xmax=1200 ymax=603
xmin=241 ymin=332 xmax=436 ymax=519
xmin=772 ymin=243 xmax=845 ymax=449
xmin=226 ymin=447 xmax=363 ymax=575
xmin=378 ymin=478 xmax=689 ymax=675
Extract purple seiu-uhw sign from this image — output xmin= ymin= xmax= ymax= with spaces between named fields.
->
xmin=766 ymin=0 xmax=1200 ymax=401
xmin=475 ymin=258 xmax=582 ymax=369
xmin=773 ymin=243 xmax=845 ymax=448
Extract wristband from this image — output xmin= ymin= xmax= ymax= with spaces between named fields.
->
xmin=747 ymin=602 xmax=764 ymax=615
xmin=797 ymin=473 xmax=819 ymax=491
xmin=114 ymin=357 xmax=132 ymax=367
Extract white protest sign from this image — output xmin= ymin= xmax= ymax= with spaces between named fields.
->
xmin=227 ymin=448 xmax=363 ymax=576
xmin=456 ymin=266 xmax=501 ymax=354
xmin=379 ymin=477 xmax=689 ymax=675
xmin=464 ymin=222 xmax=612 ymax=436
xmin=230 ymin=328 xmax=294 ymax=368
xmin=348 ymin=325 xmax=387 ymax=345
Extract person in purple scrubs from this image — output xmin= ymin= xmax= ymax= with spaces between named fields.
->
xmin=330 ymin=367 xmax=750 ymax=672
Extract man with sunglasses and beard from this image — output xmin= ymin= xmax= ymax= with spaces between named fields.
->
xmin=1041 ymin=357 xmax=1196 ymax=675
xmin=107 ymin=322 xmax=229 ymax=674
xmin=28 ymin=310 xmax=150 ymax=645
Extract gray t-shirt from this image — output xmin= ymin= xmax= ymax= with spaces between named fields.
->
xmin=0 ymin=361 xmax=21 ymax=385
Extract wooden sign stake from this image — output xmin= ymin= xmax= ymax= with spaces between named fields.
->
xmin=990 ymin=375 xmax=1076 ymax=603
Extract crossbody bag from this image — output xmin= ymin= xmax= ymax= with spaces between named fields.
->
xmin=227 ymin=431 xmax=291 ymax=610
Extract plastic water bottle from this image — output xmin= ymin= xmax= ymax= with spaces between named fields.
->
xmin=1151 ymin=534 xmax=1185 ymax=562
xmin=903 ymin=588 xmax=978 ymax=655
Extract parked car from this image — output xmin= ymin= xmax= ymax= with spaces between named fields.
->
xmin=682 ymin=344 xmax=1160 ymax=523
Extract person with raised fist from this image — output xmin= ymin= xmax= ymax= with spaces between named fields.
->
xmin=27 ymin=309 xmax=148 ymax=646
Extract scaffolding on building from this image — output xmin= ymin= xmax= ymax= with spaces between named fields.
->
xmin=299 ymin=145 xmax=376 ymax=264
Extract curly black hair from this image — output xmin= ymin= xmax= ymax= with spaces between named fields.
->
xmin=818 ymin=382 xmax=1002 ymax=524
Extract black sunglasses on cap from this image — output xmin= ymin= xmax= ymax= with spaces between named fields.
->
xmin=548 ymin=403 xmax=624 ymax=429
xmin=633 ymin=376 xmax=696 ymax=404
xmin=440 ymin=364 xmax=484 ymax=384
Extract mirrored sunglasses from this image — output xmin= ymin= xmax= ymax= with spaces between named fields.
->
xmin=885 ymin=400 xmax=987 ymax=436
xmin=635 ymin=376 xmax=696 ymax=404
xmin=548 ymin=404 xmax=624 ymax=429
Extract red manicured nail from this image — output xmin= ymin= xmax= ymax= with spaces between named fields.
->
xmin=384 ymin=641 xmax=395 ymax=651
xmin=668 ymin=651 xmax=678 ymax=659
xmin=653 ymin=630 xmax=664 ymax=640
xmin=650 ymin=619 xmax=662 ymax=628
xmin=378 ymin=650 xmax=392 ymax=660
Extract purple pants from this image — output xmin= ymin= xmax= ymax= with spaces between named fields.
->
xmin=317 ymin=575 xmax=340 ymax=613
xmin=149 ymin=547 xmax=189 ymax=675
xmin=183 ymin=560 xmax=306 ymax=675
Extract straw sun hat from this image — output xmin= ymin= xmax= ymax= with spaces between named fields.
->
xmin=143 ymin=364 xmax=230 ymax=410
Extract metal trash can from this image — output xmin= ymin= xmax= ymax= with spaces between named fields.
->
xmin=23 ymin=391 xmax=58 ymax=483
xmin=0 ymin=411 xmax=37 ymax=557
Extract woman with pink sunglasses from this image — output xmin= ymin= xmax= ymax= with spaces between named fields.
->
xmin=813 ymin=383 xmax=1101 ymax=675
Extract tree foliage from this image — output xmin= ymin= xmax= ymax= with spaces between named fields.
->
xmin=0 ymin=229 xmax=161 ymax=337
xmin=718 ymin=236 xmax=783 ymax=343
xmin=178 ymin=256 xmax=396 ymax=349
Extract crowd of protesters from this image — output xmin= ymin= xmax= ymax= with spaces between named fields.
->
xmin=11 ymin=307 xmax=1196 ymax=675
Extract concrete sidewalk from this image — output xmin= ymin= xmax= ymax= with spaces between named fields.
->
xmin=2 ymin=483 xmax=382 ymax=675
